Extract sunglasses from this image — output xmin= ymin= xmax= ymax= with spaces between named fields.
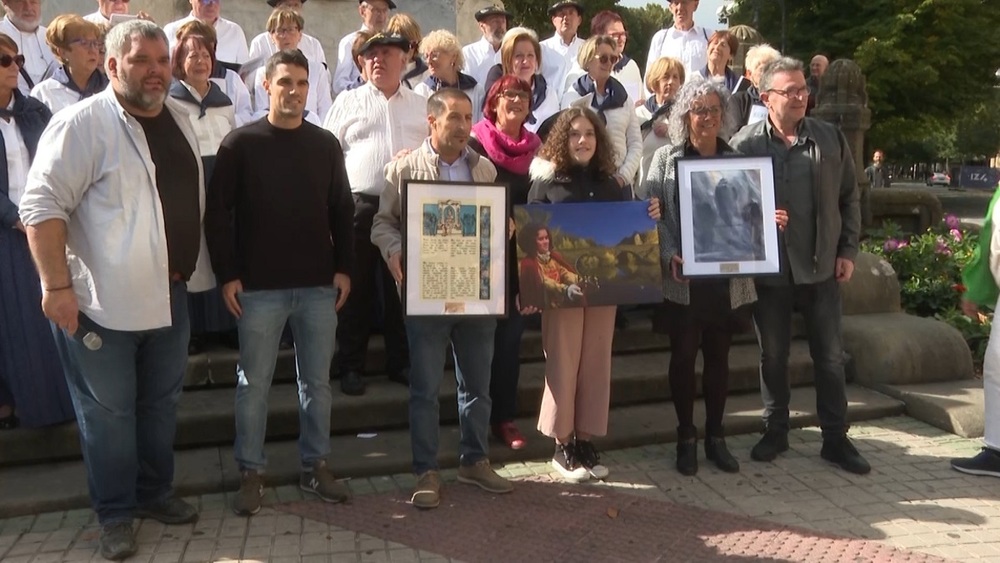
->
xmin=0 ymin=54 xmax=25 ymax=68
xmin=593 ymin=54 xmax=620 ymax=65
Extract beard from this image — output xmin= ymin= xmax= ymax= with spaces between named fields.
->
xmin=8 ymin=13 xmax=41 ymax=31
xmin=117 ymin=67 xmax=167 ymax=112
xmin=488 ymin=27 xmax=505 ymax=44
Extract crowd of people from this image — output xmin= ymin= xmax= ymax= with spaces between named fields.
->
xmin=1 ymin=0 xmax=997 ymax=561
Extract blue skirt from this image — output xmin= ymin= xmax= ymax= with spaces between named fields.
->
xmin=0 ymin=228 xmax=75 ymax=428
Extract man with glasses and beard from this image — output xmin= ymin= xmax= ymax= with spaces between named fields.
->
xmin=0 ymin=0 xmax=56 ymax=94
xmin=19 ymin=19 xmax=212 ymax=561
xmin=462 ymin=4 xmax=511 ymax=85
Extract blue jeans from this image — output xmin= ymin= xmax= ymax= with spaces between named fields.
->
xmin=62 ymin=281 xmax=190 ymax=525
xmin=234 ymin=286 xmax=337 ymax=472
xmin=406 ymin=316 xmax=495 ymax=475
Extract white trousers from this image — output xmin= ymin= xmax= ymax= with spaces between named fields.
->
xmin=982 ymin=298 xmax=1000 ymax=450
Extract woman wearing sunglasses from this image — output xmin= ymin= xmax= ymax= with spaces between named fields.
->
xmin=467 ymin=74 xmax=542 ymax=452
xmin=0 ymin=32 xmax=76 ymax=430
xmin=30 ymin=15 xmax=108 ymax=114
xmin=560 ymin=35 xmax=641 ymax=194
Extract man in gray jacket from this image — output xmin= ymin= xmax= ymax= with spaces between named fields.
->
xmin=730 ymin=57 xmax=869 ymax=475
xmin=372 ymin=88 xmax=513 ymax=509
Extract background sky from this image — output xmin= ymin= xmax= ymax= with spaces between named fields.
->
xmin=618 ymin=0 xmax=728 ymax=31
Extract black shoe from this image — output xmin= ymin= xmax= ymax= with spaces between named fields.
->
xmin=574 ymin=440 xmax=610 ymax=479
xmin=187 ymin=335 xmax=206 ymax=356
xmin=676 ymin=438 xmax=698 ymax=476
xmin=136 ymin=496 xmax=199 ymax=525
xmin=705 ymin=436 xmax=740 ymax=473
xmin=750 ymin=428 xmax=789 ymax=462
xmin=820 ymin=435 xmax=871 ymax=475
xmin=0 ymin=413 xmax=18 ymax=430
xmin=950 ymin=448 xmax=1000 ymax=478
xmin=551 ymin=443 xmax=590 ymax=482
xmin=99 ymin=522 xmax=137 ymax=561
xmin=340 ymin=371 xmax=366 ymax=396
xmin=388 ymin=367 xmax=409 ymax=386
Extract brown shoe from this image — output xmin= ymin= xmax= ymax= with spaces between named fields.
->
xmin=233 ymin=470 xmax=264 ymax=516
xmin=457 ymin=459 xmax=513 ymax=494
xmin=300 ymin=460 xmax=350 ymax=503
xmin=411 ymin=470 xmax=441 ymax=509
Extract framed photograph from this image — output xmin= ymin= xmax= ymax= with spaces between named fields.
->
xmin=676 ymin=155 xmax=780 ymax=277
xmin=401 ymin=180 xmax=509 ymax=317
xmin=513 ymin=201 xmax=663 ymax=309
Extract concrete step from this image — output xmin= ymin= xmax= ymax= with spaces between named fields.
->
xmin=0 ymin=384 xmax=905 ymax=519
xmin=874 ymin=379 xmax=986 ymax=439
xmin=0 ymin=342 xmax=817 ymax=467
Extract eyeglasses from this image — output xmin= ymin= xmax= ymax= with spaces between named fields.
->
xmin=272 ymin=27 xmax=300 ymax=36
xmin=70 ymin=39 xmax=103 ymax=51
xmin=198 ymin=0 xmax=219 ymax=5
xmin=0 ymin=54 xmax=25 ymax=68
xmin=500 ymin=90 xmax=529 ymax=101
xmin=690 ymin=105 xmax=722 ymax=117
xmin=593 ymin=54 xmax=620 ymax=65
xmin=768 ymin=87 xmax=808 ymax=100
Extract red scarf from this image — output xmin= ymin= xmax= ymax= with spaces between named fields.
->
xmin=471 ymin=119 xmax=541 ymax=176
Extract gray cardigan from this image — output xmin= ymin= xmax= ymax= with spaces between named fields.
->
xmin=729 ymin=117 xmax=860 ymax=284
xmin=640 ymin=140 xmax=757 ymax=309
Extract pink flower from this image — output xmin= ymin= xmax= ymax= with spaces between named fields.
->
xmin=883 ymin=239 xmax=899 ymax=253
xmin=945 ymin=214 xmax=961 ymax=229
xmin=950 ymin=228 xmax=962 ymax=241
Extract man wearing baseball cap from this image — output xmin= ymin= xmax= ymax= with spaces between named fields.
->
xmin=539 ymin=1 xmax=583 ymax=95
xmin=461 ymin=4 xmax=511 ymax=85
xmin=248 ymin=0 xmax=327 ymax=65
xmin=332 ymin=0 xmax=394 ymax=94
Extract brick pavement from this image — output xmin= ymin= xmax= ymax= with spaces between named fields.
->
xmin=0 ymin=416 xmax=997 ymax=562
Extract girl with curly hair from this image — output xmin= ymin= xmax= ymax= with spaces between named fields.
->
xmin=526 ymin=107 xmax=660 ymax=482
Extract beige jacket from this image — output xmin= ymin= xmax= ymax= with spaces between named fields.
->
xmin=371 ymin=140 xmax=498 ymax=261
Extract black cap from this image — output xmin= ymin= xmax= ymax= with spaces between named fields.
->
xmin=358 ymin=32 xmax=410 ymax=55
xmin=547 ymin=1 xmax=583 ymax=16
xmin=266 ymin=0 xmax=306 ymax=7
xmin=358 ymin=0 xmax=397 ymax=9
xmin=475 ymin=5 xmax=513 ymax=23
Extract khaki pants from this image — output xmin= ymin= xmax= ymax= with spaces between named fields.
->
xmin=537 ymin=305 xmax=616 ymax=440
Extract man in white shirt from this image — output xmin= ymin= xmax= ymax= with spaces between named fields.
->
xmin=323 ymin=33 xmax=425 ymax=396
xmin=19 ymin=20 xmax=213 ymax=562
xmin=539 ymin=1 xmax=583 ymax=97
xmin=0 ymin=0 xmax=56 ymax=94
xmin=331 ymin=0 xmax=393 ymax=95
xmin=164 ymin=0 xmax=249 ymax=68
xmin=83 ymin=0 xmax=151 ymax=25
xmin=461 ymin=4 xmax=510 ymax=86
xmin=645 ymin=0 xmax=709 ymax=87
xmin=248 ymin=0 xmax=326 ymax=66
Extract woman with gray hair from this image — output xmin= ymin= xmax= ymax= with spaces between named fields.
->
xmin=638 ymin=79 xmax=787 ymax=476
xmin=728 ymin=43 xmax=780 ymax=129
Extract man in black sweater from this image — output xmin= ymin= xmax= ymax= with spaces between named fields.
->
xmin=205 ymin=49 xmax=355 ymax=517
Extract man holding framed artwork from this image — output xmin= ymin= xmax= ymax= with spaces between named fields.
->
xmin=729 ymin=56 xmax=869 ymax=475
xmin=371 ymin=88 xmax=513 ymax=510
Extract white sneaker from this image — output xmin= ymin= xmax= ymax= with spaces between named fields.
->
xmin=552 ymin=443 xmax=590 ymax=483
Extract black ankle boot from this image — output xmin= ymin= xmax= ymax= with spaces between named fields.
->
xmin=705 ymin=436 xmax=740 ymax=473
xmin=676 ymin=426 xmax=698 ymax=476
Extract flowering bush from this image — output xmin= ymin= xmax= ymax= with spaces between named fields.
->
xmin=863 ymin=214 xmax=990 ymax=368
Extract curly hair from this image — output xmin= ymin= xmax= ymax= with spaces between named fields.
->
xmin=517 ymin=222 xmax=549 ymax=256
xmin=538 ymin=107 xmax=617 ymax=177
xmin=667 ymin=78 xmax=737 ymax=145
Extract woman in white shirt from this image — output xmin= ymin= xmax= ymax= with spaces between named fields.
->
xmin=560 ymin=35 xmax=641 ymax=190
xmin=635 ymin=56 xmax=684 ymax=185
xmin=173 ymin=19 xmax=254 ymax=126
xmin=251 ymin=9 xmax=331 ymax=126
xmin=412 ymin=29 xmax=482 ymax=123
xmin=483 ymin=27 xmax=560 ymax=134
xmin=30 ymin=15 xmax=108 ymax=114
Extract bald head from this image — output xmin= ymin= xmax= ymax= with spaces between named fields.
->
xmin=810 ymin=55 xmax=829 ymax=78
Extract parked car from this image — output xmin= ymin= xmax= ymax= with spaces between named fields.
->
xmin=927 ymin=172 xmax=951 ymax=186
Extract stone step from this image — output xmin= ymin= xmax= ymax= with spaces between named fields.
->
xmin=874 ymin=379 xmax=986 ymax=439
xmin=0 ymin=342 xmax=817 ymax=467
xmin=0 ymin=384 xmax=905 ymax=519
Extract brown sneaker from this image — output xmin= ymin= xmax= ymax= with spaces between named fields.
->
xmin=233 ymin=470 xmax=264 ymax=516
xmin=411 ymin=470 xmax=441 ymax=509
xmin=300 ymin=460 xmax=350 ymax=503
xmin=457 ymin=459 xmax=513 ymax=494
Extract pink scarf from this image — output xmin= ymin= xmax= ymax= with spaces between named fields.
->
xmin=471 ymin=119 xmax=541 ymax=176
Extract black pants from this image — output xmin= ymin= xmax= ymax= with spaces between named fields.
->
xmin=753 ymin=277 xmax=848 ymax=439
xmin=334 ymin=194 xmax=409 ymax=376
xmin=490 ymin=307 xmax=526 ymax=423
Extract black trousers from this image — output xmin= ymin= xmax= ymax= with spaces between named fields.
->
xmin=490 ymin=308 xmax=526 ymax=423
xmin=334 ymin=194 xmax=409 ymax=376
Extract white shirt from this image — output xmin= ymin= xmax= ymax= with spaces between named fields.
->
xmin=248 ymin=32 xmax=327 ymax=67
xmin=172 ymin=81 xmax=236 ymax=157
xmin=0 ymin=18 xmax=56 ymax=95
xmin=539 ymin=34 xmax=582 ymax=95
xmin=645 ymin=25 xmax=709 ymax=87
xmin=251 ymin=60 xmax=331 ymax=125
xmin=462 ymin=37 xmax=501 ymax=86
xmin=19 ymin=90 xmax=215 ymax=331
xmin=82 ymin=11 xmax=110 ymax=24
xmin=164 ymin=15 xmax=249 ymax=65
xmin=322 ymin=81 xmax=428 ymax=196
xmin=1 ymin=98 xmax=29 ymax=207
xmin=30 ymin=78 xmax=85 ymax=115
xmin=212 ymin=69 xmax=253 ymax=127
xmin=332 ymin=27 xmax=368 ymax=95
xmin=562 ymin=59 xmax=643 ymax=101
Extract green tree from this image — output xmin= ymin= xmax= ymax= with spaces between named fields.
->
xmin=620 ymin=3 xmax=671 ymax=66
xmin=954 ymin=92 xmax=1000 ymax=160
xmin=503 ymin=0 xmax=620 ymax=40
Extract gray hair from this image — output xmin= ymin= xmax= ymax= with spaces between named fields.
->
xmin=104 ymin=19 xmax=167 ymax=71
xmin=759 ymin=56 xmax=805 ymax=93
xmin=667 ymin=77 xmax=737 ymax=145
xmin=744 ymin=43 xmax=780 ymax=78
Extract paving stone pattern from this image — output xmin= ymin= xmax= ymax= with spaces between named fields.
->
xmin=0 ymin=417 xmax=998 ymax=562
